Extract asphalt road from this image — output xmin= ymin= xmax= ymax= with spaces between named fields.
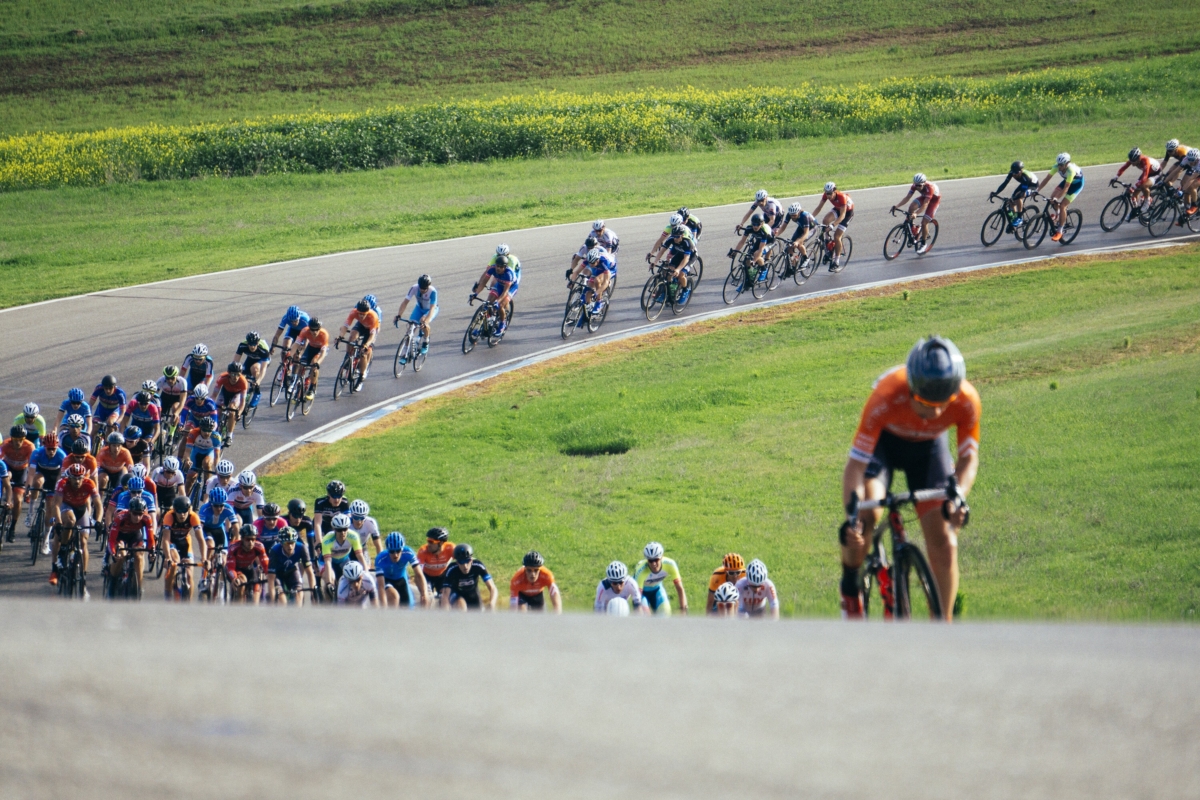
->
xmin=1 ymin=166 xmax=1196 ymax=598
xmin=1 ymin=600 xmax=1196 ymax=799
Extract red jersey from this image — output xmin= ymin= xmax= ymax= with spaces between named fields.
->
xmin=108 ymin=509 xmax=157 ymax=551
xmin=1117 ymin=155 xmax=1161 ymax=182
xmin=417 ymin=542 xmax=456 ymax=577
xmin=826 ymin=191 xmax=853 ymax=210
xmin=226 ymin=541 xmax=269 ymax=577
xmin=913 ymin=180 xmax=940 ymax=199
xmin=214 ymin=373 xmax=249 ymax=395
xmin=55 ymin=476 xmax=98 ymax=509
xmin=849 ymin=367 xmax=981 ymax=463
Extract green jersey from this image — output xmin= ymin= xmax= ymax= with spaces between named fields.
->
xmin=321 ymin=530 xmax=362 ymax=564
xmin=633 ymin=557 xmax=681 ymax=590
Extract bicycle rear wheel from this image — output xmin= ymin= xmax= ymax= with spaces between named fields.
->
xmin=1100 ymin=194 xmax=1130 ymax=232
xmin=919 ymin=219 xmax=939 ymax=253
xmin=893 ymin=545 xmax=943 ymax=620
xmin=1059 ymin=209 xmax=1082 ymax=244
xmin=561 ymin=299 xmax=584 ymax=339
xmin=690 ymin=256 xmax=704 ymax=286
xmin=883 ymin=224 xmax=907 ymax=261
xmin=832 ymin=236 xmax=852 ymax=272
xmin=269 ymin=362 xmax=287 ymax=406
xmin=332 ymin=355 xmax=352 ymax=400
xmin=979 ymin=210 xmax=1006 ymax=246
xmin=1147 ymin=200 xmax=1177 ymax=237
xmin=300 ymin=378 xmax=314 ymax=416
xmin=643 ymin=276 xmax=667 ymax=321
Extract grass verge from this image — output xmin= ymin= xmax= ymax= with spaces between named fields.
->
xmin=260 ymin=245 xmax=1200 ymax=619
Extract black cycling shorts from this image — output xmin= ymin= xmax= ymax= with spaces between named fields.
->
xmin=450 ymin=591 xmax=481 ymax=610
xmin=836 ymin=207 xmax=854 ymax=229
xmin=516 ymin=592 xmax=545 ymax=610
xmin=863 ymin=430 xmax=954 ymax=494
xmin=790 ymin=225 xmax=813 ymax=243
xmin=384 ymin=577 xmax=413 ymax=604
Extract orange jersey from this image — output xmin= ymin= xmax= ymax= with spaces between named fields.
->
xmin=64 ymin=453 xmax=98 ymax=476
xmin=345 ymin=309 xmax=380 ymax=332
xmin=214 ymin=373 xmax=249 ymax=394
xmin=296 ymin=328 xmax=330 ymax=349
xmin=162 ymin=510 xmax=201 ymax=544
xmin=510 ymin=567 xmax=556 ymax=598
xmin=850 ymin=367 xmax=980 ymax=463
xmin=708 ymin=566 xmax=745 ymax=593
xmin=417 ymin=542 xmax=456 ymax=577
xmin=96 ymin=446 xmax=134 ymax=474
xmin=55 ymin=476 xmax=98 ymax=509
xmin=826 ymin=191 xmax=853 ymax=210
xmin=1 ymin=438 xmax=34 ymax=469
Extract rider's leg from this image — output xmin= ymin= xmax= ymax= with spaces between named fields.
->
xmin=165 ymin=545 xmax=178 ymax=599
xmin=918 ymin=506 xmax=958 ymax=622
xmin=839 ymin=476 xmax=886 ymax=617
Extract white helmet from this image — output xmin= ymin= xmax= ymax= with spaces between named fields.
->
xmin=1166 ymin=138 xmax=1180 ymax=152
xmin=912 ymin=173 xmax=927 ymax=185
xmin=643 ymin=541 xmax=664 ymax=560
xmin=1056 ymin=152 xmax=1071 ymax=166
xmin=348 ymin=499 xmax=369 ymax=517
xmin=606 ymin=560 xmax=628 ymax=582
xmin=65 ymin=414 xmax=85 ymax=428
xmin=162 ymin=456 xmax=181 ymax=472
xmin=669 ymin=213 xmax=684 ymax=227
xmin=787 ymin=202 xmax=801 ymax=215
xmin=747 ymin=559 xmax=768 ymax=585
xmin=714 ymin=582 xmax=739 ymax=603
xmin=824 ymin=181 xmax=837 ymax=194
xmin=754 ymin=189 xmax=768 ymax=202
xmin=192 ymin=384 xmax=208 ymax=399
xmin=342 ymin=560 xmax=364 ymax=582
xmin=191 ymin=344 xmax=208 ymax=357
xmin=237 ymin=470 xmax=256 ymax=488
xmin=130 ymin=463 xmax=148 ymax=478
xmin=141 ymin=379 xmax=157 ymax=392
xmin=215 ymin=459 xmax=235 ymax=477
xmin=22 ymin=402 xmax=39 ymax=417
xmin=586 ymin=247 xmax=604 ymax=264
xmin=330 ymin=513 xmax=351 ymax=531
xmin=1186 ymin=148 xmax=1200 ymax=164
xmin=495 ymin=243 xmax=510 ymax=257
xmin=591 ymin=219 xmax=605 ymax=231
xmin=606 ymin=597 xmax=630 ymax=616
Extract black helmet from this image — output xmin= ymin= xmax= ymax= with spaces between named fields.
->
xmin=677 ymin=206 xmax=689 ymax=218
xmin=584 ymin=236 xmax=598 ymax=249
xmin=262 ymin=502 xmax=280 ymax=518
xmin=418 ymin=274 xmax=432 ymax=290
xmin=1128 ymin=147 xmax=1141 ymax=162
xmin=228 ymin=362 xmax=242 ymax=375
xmin=199 ymin=417 xmax=216 ymax=432
xmin=906 ymin=336 xmax=966 ymax=404
xmin=101 ymin=375 xmax=116 ymax=389
xmin=326 ymin=480 xmax=345 ymax=498
xmin=523 ymin=550 xmax=544 ymax=568
xmin=427 ymin=526 xmax=449 ymax=542
xmin=172 ymin=496 xmax=191 ymax=516
xmin=308 ymin=317 xmax=321 ymax=331
xmin=494 ymin=254 xmax=509 ymax=268
xmin=453 ymin=542 xmax=473 ymax=564
xmin=9 ymin=425 xmax=24 ymax=439
xmin=127 ymin=497 xmax=147 ymax=515
xmin=750 ymin=213 xmax=763 ymax=226
xmin=356 ymin=300 xmax=370 ymax=313
xmin=1010 ymin=160 xmax=1023 ymax=172
xmin=135 ymin=391 xmax=151 ymax=405
xmin=287 ymin=498 xmax=307 ymax=517
xmin=71 ymin=439 xmax=88 ymax=455
xmin=246 ymin=331 xmax=260 ymax=344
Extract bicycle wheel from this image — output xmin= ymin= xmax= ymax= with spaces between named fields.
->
xmin=979 ymin=210 xmax=1006 ymax=246
xmin=152 ymin=546 xmax=165 ymax=579
xmin=1147 ymin=200 xmax=1177 ymax=237
xmin=751 ymin=263 xmax=770 ymax=299
xmin=29 ymin=506 xmax=43 ymax=566
xmin=285 ymin=374 xmax=301 ymax=420
xmin=1188 ymin=210 xmax=1200 ymax=234
xmin=561 ymin=298 xmax=584 ymax=339
xmin=586 ymin=298 xmax=609 ymax=333
xmin=269 ymin=362 xmax=288 ymax=406
xmin=832 ymin=236 xmax=852 ymax=272
xmin=394 ymin=333 xmax=412 ymax=377
xmin=59 ymin=551 xmax=74 ymax=598
xmin=766 ymin=253 xmax=783 ymax=291
xmin=241 ymin=388 xmax=259 ymax=429
xmin=332 ymin=354 xmax=352 ymax=400
xmin=565 ymin=284 xmax=583 ymax=315
xmin=798 ymin=239 xmax=821 ymax=280
xmin=643 ymin=276 xmax=667 ymax=321
xmin=893 ymin=545 xmax=943 ymax=620
xmin=1100 ymin=194 xmax=1130 ymax=232
xmin=1059 ymin=209 xmax=1082 ymax=244
xmin=462 ymin=306 xmax=487 ymax=354
xmin=0 ymin=507 xmax=7 ymax=553
xmin=300 ymin=378 xmax=313 ymax=416
xmin=1022 ymin=213 xmax=1048 ymax=249
xmin=722 ymin=266 xmax=745 ymax=304
xmin=671 ymin=276 xmax=693 ymax=315
xmin=883 ymin=223 xmax=907 ymax=261
xmin=412 ymin=333 xmax=427 ymax=372
xmin=690 ymin=256 xmax=704 ymax=286
xmin=919 ymin=219 xmax=939 ymax=254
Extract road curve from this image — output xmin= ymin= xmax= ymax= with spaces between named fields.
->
xmin=1 ymin=166 xmax=1196 ymax=596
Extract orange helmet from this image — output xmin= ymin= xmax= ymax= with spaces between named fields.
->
xmin=722 ymin=553 xmax=745 ymax=572
xmin=66 ymin=463 xmax=89 ymax=478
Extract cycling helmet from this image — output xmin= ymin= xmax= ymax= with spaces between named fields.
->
xmin=172 ymin=496 xmax=191 ymax=516
xmin=101 ymin=375 xmax=116 ymax=389
xmin=723 ymin=552 xmax=745 ymax=572
xmin=750 ymin=213 xmax=763 ymax=226
xmin=141 ymin=379 xmax=157 ymax=393
xmin=453 ymin=542 xmax=474 ymax=563
xmin=127 ymin=497 xmax=147 ymax=515
xmin=278 ymin=527 xmax=298 ymax=544
xmin=67 ymin=387 xmax=85 ymax=404
xmin=215 ymin=459 xmax=235 ymax=477
xmin=1010 ymin=160 xmax=1024 ymax=173
xmin=523 ymin=550 xmax=544 ymax=568
xmin=208 ymin=487 xmax=228 ymax=506
xmin=308 ymin=317 xmax=322 ymax=331
xmin=106 ymin=432 xmax=124 ymax=445
xmin=747 ymin=559 xmax=768 ymax=585
xmin=669 ymin=213 xmax=684 ymax=227
xmin=127 ymin=476 xmax=145 ymax=493
xmin=672 ymin=224 xmax=688 ymax=236
xmin=714 ymin=582 xmax=739 ymax=604
xmin=754 ymin=189 xmax=768 ymax=202
xmin=1186 ymin=148 xmax=1200 ymax=164
xmin=330 ymin=513 xmax=351 ymax=531
xmin=124 ymin=425 xmax=142 ymax=441
xmin=285 ymin=305 xmax=302 ymax=324
xmin=824 ymin=181 xmax=837 ymax=194
xmin=787 ymin=202 xmax=801 ymax=216
xmin=191 ymin=344 xmax=208 ymax=358
xmin=227 ymin=362 xmax=242 ymax=375
xmin=363 ymin=294 xmax=378 ymax=309
xmin=135 ymin=391 xmax=151 ymax=405
xmin=162 ymin=456 xmax=180 ymax=472
xmin=584 ymin=236 xmax=599 ymax=251
xmin=198 ymin=417 xmax=216 ymax=432
xmin=8 ymin=425 xmax=24 ymax=439
xmin=342 ymin=560 xmax=365 ymax=582
xmin=192 ymin=385 xmax=208 ymax=400
xmin=246 ymin=331 xmax=260 ymax=345
xmin=65 ymin=414 xmax=84 ymax=428
xmin=237 ymin=470 xmax=256 ymax=488
xmin=418 ymin=274 xmax=432 ymax=290
xmin=1056 ymin=152 xmax=1071 ymax=166
xmin=586 ymin=247 xmax=603 ymax=264
xmin=163 ymin=365 xmax=179 ymax=380
xmin=261 ymin=502 xmax=280 ymax=518
xmin=355 ymin=300 xmax=370 ymax=313
xmin=240 ymin=526 xmax=256 ymax=538
xmin=326 ymin=480 xmax=345 ymax=498
xmin=592 ymin=219 xmax=605 ymax=231
xmin=70 ymin=440 xmax=88 ymax=455
xmin=348 ymin=499 xmax=369 ymax=517
xmin=1166 ymin=138 xmax=1180 ymax=153
xmin=427 ymin=526 xmax=449 ymax=542
xmin=385 ymin=532 xmax=405 ymax=552
xmin=677 ymin=206 xmax=690 ymax=218
xmin=495 ymin=243 xmax=510 ymax=257
xmin=67 ymin=463 xmax=89 ymax=478
xmin=1128 ymin=147 xmax=1141 ymax=162
xmin=287 ymin=498 xmax=307 ymax=517
xmin=906 ymin=335 xmax=966 ymax=404
xmin=607 ymin=597 xmax=630 ymax=616
xmin=23 ymin=402 xmax=39 ymax=417
xmin=131 ymin=463 xmax=148 ymax=479
xmin=606 ymin=560 xmax=628 ymax=582
xmin=643 ymin=541 xmax=664 ymax=560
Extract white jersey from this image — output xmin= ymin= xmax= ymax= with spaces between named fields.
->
xmin=404 ymin=284 xmax=438 ymax=310
xmin=350 ymin=517 xmax=381 ymax=554
xmin=735 ymin=577 xmax=779 ymax=616
xmin=337 ymin=571 xmax=378 ymax=607
xmin=594 ymin=577 xmax=642 ymax=612
xmin=156 ymin=376 xmax=188 ymax=397
xmin=150 ymin=467 xmax=184 ymax=492
xmin=205 ymin=476 xmax=236 ymax=497
xmin=226 ymin=484 xmax=264 ymax=511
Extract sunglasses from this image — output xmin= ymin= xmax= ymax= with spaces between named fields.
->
xmin=912 ymin=393 xmax=956 ymax=409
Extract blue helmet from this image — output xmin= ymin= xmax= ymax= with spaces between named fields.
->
xmin=363 ymin=294 xmax=379 ymax=311
xmin=124 ymin=425 xmax=142 ymax=440
xmin=67 ymin=387 xmax=85 ymax=403
xmin=127 ymin=476 xmax=145 ymax=493
xmin=208 ymin=486 xmax=228 ymax=506
xmin=385 ymin=532 xmax=405 ymax=553
xmin=285 ymin=305 xmax=302 ymax=324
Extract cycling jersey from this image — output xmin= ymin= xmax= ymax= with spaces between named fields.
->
xmin=13 ymin=413 xmax=46 ymax=443
xmin=162 ymin=510 xmax=200 ymax=551
xmin=321 ymin=531 xmax=362 ymax=564
xmin=633 ymin=557 xmax=681 ymax=591
xmin=156 ymin=376 xmax=188 ymax=399
xmin=180 ymin=396 xmax=219 ymax=428
xmin=199 ymin=501 xmax=238 ymax=548
xmin=442 ymin=560 xmax=492 ymax=607
xmin=205 ymin=475 xmax=236 ymax=497
xmin=665 ymin=234 xmax=697 ymax=259
xmin=185 ymin=428 xmax=221 ymax=454
xmin=913 ymin=181 xmax=940 ymax=200
xmin=664 ymin=215 xmax=702 ymax=237
xmin=781 ymin=210 xmax=817 ymax=240
xmin=404 ymin=283 xmax=438 ymax=314
xmin=252 ymin=517 xmax=288 ymax=550
xmin=55 ymin=476 xmax=98 ymax=510
xmin=588 ymin=251 xmax=617 ymax=276
xmin=752 ymin=197 xmax=784 ymax=222
xmin=337 ymin=570 xmax=378 ymax=606
xmin=375 ymin=547 xmax=419 ymax=582
xmin=745 ymin=223 xmax=775 ymax=246
xmin=1118 ymin=155 xmax=1161 ymax=183
xmin=63 ymin=452 xmax=96 ymax=477
xmin=57 ymin=399 xmax=93 ymax=422
xmin=995 ymin=169 xmax=1039 ymax=194
xmin=90 ymin=386 xmax=127 ymax=418
xmin=278 ymin=309 xmax=311 ymax=337
xmin=350 ymin=517 xmax=381 ymax=557
xmin=108 ymin=509 xmax=156 ymax=551
xmin=125 ymin=399 xmax=160 ymax=431
xmin=96 ymin=446 xmax=133 ymax=475
xmin=734 ymin=577 xmax=779 ymax=616
xmin=417 ymin=541 xmax=456 ymax=579
xmin=111 ymin=488 xmax=158 ymax=514
xmin=313 ymin=496 xmax=349 ymax=529
xmin=214 ymin=373 xmax=248 ymax=398
xmin=1056 ymin=162 xmax=1084 ymax=201
xmin=31 ymin=444 xmax=66 ymax=472
xmin=826 ymin=191 xmax=854 ymax=210
xmin=268 ymin=541 xmax=312 ymax=581
xmin=486 ymin=264 xmax=518 ymax=292
xmin=1165 ymin=145 xmax=1193 ymax=166
xmin=510 ymin=567 xmax=556 ymax=602
xmin=181 ymin=354 xmax=214 ymax=390
xmin=236 ymin=339 xmax=271 ymax=364
xmin=295 ymin=328 xmax=329 ymax=351
xmin=151 ymin=466 xmax=184 ymax=494
xmin=594 ymin=576 xmax=642 ymax=611
xmin=226 ymin=541 xmax=268 ymax=578
xmin=225 ymin=484 xmax=263 ymax=512
xmin=849 ymin=366 xmax=981 ymax=464
xmin=591 ymin=228 xmax=620 ymax=253
xmin=345 ymin=308 xmax=381 ymax=334
xmin=708 ymin=566 xmax=745 ymax=594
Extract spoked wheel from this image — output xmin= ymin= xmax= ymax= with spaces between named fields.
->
xmin=462 ymin=306 xmax=488 ymax=354
xmin=642 ymin=276 xmax=667 ymax=321
xmin=671 ymin=276 xmax=693 ymax=315
xmin=751 ymin=263 xmax=771 ymax=299
xmin=586 ymin=298 xmax=609 ymax=333
xmin=1022 ymin=213 xmax=1049 ymax=249
xmin=766 ymin=253 xmax=783 ymax=291
xmin=798 ymin=240 xmax=821 ymax=281
xmin=332 ymin=355 xmax=352 ymax=400
xmin=1100 ymin=194 xmax=1131 ymax=233
xmin=722 ymin=265 xmax=746 ymax=304
xmin=690 ymin=256 xmax=704 ymax=287
xmin=28 ymin=507 xmax=43 ymax=566
xmin=411 ymin=335 xmax=427 ymax=372
xmin=269 ymin=362 xmax=288 ymax=406
xmin=561 ymin=298 xmax=584 ymax=339
xmin=300 ymin=378 xmax=314 ymax=416
xmin=918 ymin=219 xmax=939 ymax=254
xmin=1059 ymin=209 xmax=1082 ymax=245
xmin=980 ymin=210 xmax=1006 ymax=246
xmin=1188 ymin=211 xmax=1200 ymax=234
xmin=394 ymin=334 xmax=413 ymax=377
xmin=893 ymin=546 xmax=943 ymax=620
xmin=830 ymin=236 xmax=853 ymax=272
xmin=285 ymin=378 xmax=301 ymax=420
xmin=241 ymin=391 xmax=258 ymax=429
xmin=1147 ymin=200 xmax=1177 ymax=238
xmin=883 ymin=223 xmax=908 ymax=261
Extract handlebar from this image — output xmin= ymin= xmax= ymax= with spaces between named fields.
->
xmin=844 ymin=477 xmax=970 ymax=525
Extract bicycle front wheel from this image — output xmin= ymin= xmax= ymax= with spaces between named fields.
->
xmin=979 ymin=210 xmax=1006 ymax=247
xmin=1059 ymin=209 xmax=1082 ymax=245
xmin=332 ymin=355 xmax=351 ymax=400
xmin=1147 ymin=200 xmax=1177 ymax=238
xmin=722 ymin=266 xmax=745 ymax=304
xmin=883 ymin=224 xmax=907 ymax=261
xmin=893 ymin=545 xmax=943 ymax=620
xmin=394 ymin=334 xmax=412 ymax=377
xmin=587 ymin=298 xmax=608 ymax=333
xmin=751 ymin=264 xmax=771 ymax=299
xmin=1100 ymin=194 xmax=1130 ymax=233
xmin=462 ymin=306 xmax=487 ymax=354
xmin=269 ymin=362 xmax=287 ymax=406
xmin=1023 ymin=213 xmax=1048 ymax=249
xmin=643 ymin=276 xmax=667 ymax=321
xmin=561 ymin=299 xmax=584 ymax=339
xmin=832 ymin=236 xmax=853 ymax=272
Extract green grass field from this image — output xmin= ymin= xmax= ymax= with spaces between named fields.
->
xmin=260 ymin=247 xmax=1200 ymax=619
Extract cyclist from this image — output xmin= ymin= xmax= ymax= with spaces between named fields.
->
xmin=729 ymin=213 xmax=776 ymax=283
xmin=89 ymin=375 xmax=127 ymax=442
xmin=652 ymin=223 xmax=698 ymax=304
xmin=439 ymin=543 xmax=498 ymax=611
xmin=347 ymin=499 xmax=382 ymax=561
xmin=1162 ymin=138 xmax=1194 ymax=176
xmin=417 ymin=526 xmax=455 ymax=600
xmin=151 ymin=456 xmax=185 ymax=517
xmin=14 ymin=402 xmax=46 ymax=447
xmin=289 ymin=317 xmax=330 ymax=402
xmin=199 ymin=485 xmax=240 ymax=553
xmin=176 ymin=384 xmax=218 ymax=462
xmin=735 ymin=559 xmax=780 ymax=619
xmin=271 ymin=305 xmax=311 ymax=355
xmin=777 ymin=202 xmax=818 ymax=276
xmin=58 ymin=415 xmax=90 ymax=455
xmin=712 ymin=582 xmax=739 ymax=618
xmin=739 ymin=189 xmax=784 ymax=232
xmin=706 ymin=552 xmax=746 ymax=614
xmin=105 ymin=496 xmax=156 ymax=596
xmin=569 ymin=234 xmax=601 ymax=279
xmin=1161 ymin=147 xmax=1200 ymax=217
xmin=1035 ymin=153 xmax=1084 ymax=242
xmin=320 ymin=512 xmax=365 ymax=588
xmin=1114 ymin=147 xmax=1161 ymax=213
xmin=28 ymin=436 xmax=67 ymax=550
xmin=54 ymin=388 xmax=93 ymax=436
xmin=509 ymin=550 xmax=562 ymax=613
xmin=226 ymin=526 xmax=268 ymax=604
xmin=212 ymin=363 xmax=248 ymax=446
xmin=124 ymin=425 xmax=153 ymax=467
xmin=990 ymin=161 xmax=1039 ymax=229
xmin=235 ymin=331 xmax=271 ymax=387
xmin=375 ymin=531 xmax=430 ymax=608
xmin=105 ymin=473 xmax=157 ymax=529
xmin=63 ymin=439 xmax=97 ymax=483
xmin=180 ymin=344 xmax=214 ymax=393
xmin=336 ymin=559 xmax=378 ymax=607
xmin=268 ymin=527 xmax=316 ymax=605
xmin=394 ymin=274 xmax=439 ymax=356
xmin=157 ymin=366 xmax=188 ymax=434
xmin=647 ymin=208 xmax=702 ymax=263
xmin=226 ymin=470 xmax=263 ymax=526
xmin=811 ymin=182 xmax=854 ymax=269
xmin=284 ymin=498 xmax=316 ymax=560
xmin=839 ymin=335 xmax=978 ymax=621
xmin=470 ymin=244 xmax=521 ymax=337
xmin=313 ymin=479 xmax=349 ymax=539
xmin=121 ymin=391 xmax=161 ymax=452
xmin=339 ymin=297 xmax=381 ymax=385
xmin=633 ymin=542 xmax=687 ymax=615
xmin=891 ymin=173 xmax=941 ymax=254
xmin=184 ymin=417 xmax=222 ymax=491
xmin=95 ymin=431 xmax=132 ymax=493
xmin=161 ymin=496 xmax=205 ymax=601
xmin=581 ymin=247 xmax=617 ymax=315
xmin=48 ymin=463 xmax=101 ymax=586
xmin=205 ymin=458 xmax=237 ymax=498
xmin=594 ymin=561 xmax=646 ymax=614
xmin=589 ymin=219 xmax=620 ymax=256
xmin=252 ymin=502 xmax=287 ymax=553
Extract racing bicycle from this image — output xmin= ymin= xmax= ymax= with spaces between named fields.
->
xmin=26 ymin=487 xmax=49 ymax=566
xmin=1022 ymin=192 xmax=1082 ymax=248
xmin=1099 ymin=179 xmax=1151 ymax=233
xmin=269 ymin=345 xmax=297 ymax=407
xmin=723 ymin=238 xmax=778 ymax=304
xmin=884 ymin=208 xmax=939 ymax=260
xmin=1143 ymin=181 xmax=1200 ymax=237
xmin=807 ymin=224 xmax=853 ymax=273
xmin=241 ymin=380 xmax=261 ymax=429
xmin=561 ymin=274 xmax=611 ymax=338
xmin=332 ymin=337 xmax=366 ymax=400
xmin=981 ymin=193 xmax=1040 ymax=246
xmin=462 ymin=295 xmax=515 ymax=353
xmin=284 ymin=361 xmax=315 ymax=420
xmin=55 ymin=523 xmax=90 ymax=600
xmin=641 ymin=257 xmax=696 ymax=321
xmin=393 ymin=317 xmax=429 ymax=377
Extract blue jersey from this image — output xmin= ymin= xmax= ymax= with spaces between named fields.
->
xmin=374 ymin=547 xmax=419 ymax=581
xmin=0 ymin=461 xmax=8 ymax=480
xmin=666 ymin=235 xmax=696 ymax=257
xmin=279 ymin=309 xmax=311 ymax=338
xmin=590 ymin=252 xmax=617 ymax=275
xmin=486 ymin=264 xmax=517 ymax=288
xmin=114 ymin=489 xmax=158 ymax=513
xmin=199 ymin=502 xmax=238 ymax=533
xmin=181 ymin=397 xmax=219 ymax=426
xmin=91 ymin=386 xmax=127 ymax=415
xmin=31 ymin=445 xmax=67 ymax=471
xmin=58 ymin=399 xmax=93 ymax=420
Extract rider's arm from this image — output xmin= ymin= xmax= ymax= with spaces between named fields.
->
xmin=484 ymin=577 xmax=499 ymax=610
xmin=395 ymin=298 xmax=410 ymax=322
xmin=673 ymin=577 xmax=688 ymax=614
xmin=894 ymin=190 xmax=914 ymax=209
xmin=353 ymin=547 xmax=366 ymax=567
xmin=411 ymin=563 xmax=429 ymax=604
xmin=549 ymin=582 xmax=562 ymax=613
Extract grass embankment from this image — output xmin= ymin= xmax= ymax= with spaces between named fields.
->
xmin=260 ymin=247 xmax=1200 ymax=619
xmin=2 ymin=0 xmax=1196 ymax=133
